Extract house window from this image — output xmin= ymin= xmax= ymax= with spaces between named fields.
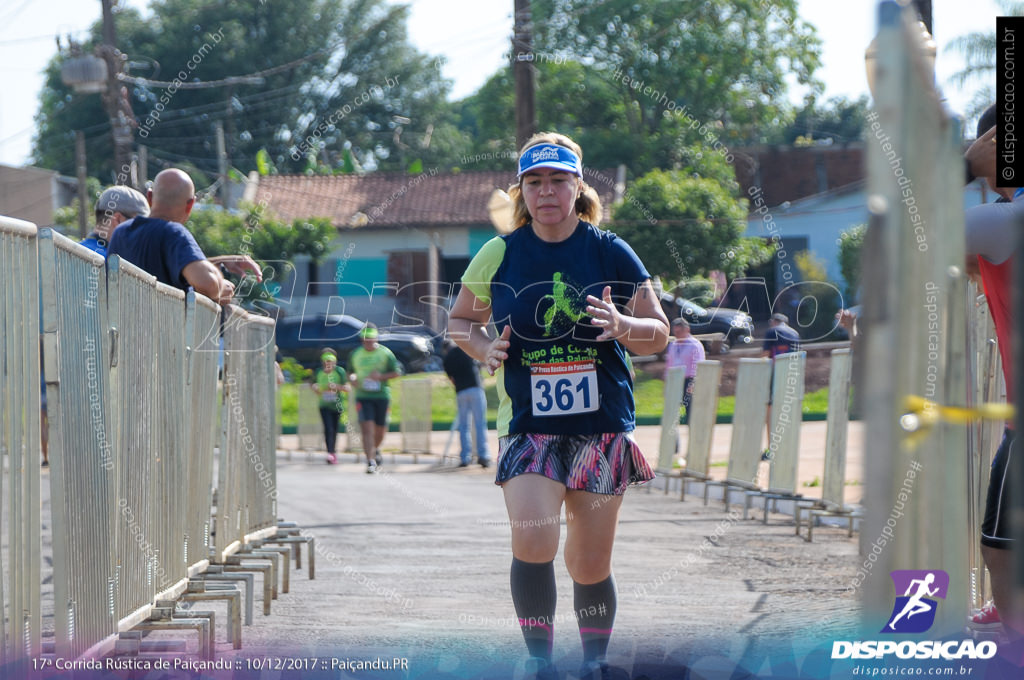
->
xmin=309 ymin=259 xmax=338 ymax=296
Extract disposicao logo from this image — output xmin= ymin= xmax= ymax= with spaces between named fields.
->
xmin=882 ymin=570 xmax=948 ymax=634
xmin=831 ymin=569 xmax=997 ymax=661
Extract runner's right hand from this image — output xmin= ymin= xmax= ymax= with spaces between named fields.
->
xmin=485 ymin=326 xmax=512 ymax=376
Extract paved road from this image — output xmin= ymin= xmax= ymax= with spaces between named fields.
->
xmin=218 ymin=445 xmax=862 ymax=678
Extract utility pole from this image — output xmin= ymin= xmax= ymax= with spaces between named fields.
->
xmin=512 ymin=0 xmax=537 ymax=150
xmin=215 ymin=122 xmax=229 ymax=208
xmin=76 ymin=132 xmax=89 ymax=239
xmin=138 ymin=145 xmax=148 ymax=187
xmin=99 ymin=0 xmax=134 ymax=185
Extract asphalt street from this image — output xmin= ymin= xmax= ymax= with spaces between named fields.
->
xmin=218 ymin=446 xmax=862 ymax=679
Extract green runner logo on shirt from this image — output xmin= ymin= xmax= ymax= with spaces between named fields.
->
xmin=541 ymin=272 xmax=587 ymax=337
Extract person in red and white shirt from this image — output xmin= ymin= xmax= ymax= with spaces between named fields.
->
xmin=664 ymin=318 xmax=705 ymax=423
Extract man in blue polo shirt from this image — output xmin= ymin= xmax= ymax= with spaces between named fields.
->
xmin=108 ymin=168 xmax=259 ymax=304
xmin=80 ymin=185 xmax=150 ymax=257
xmin=761 ymin=312 xmax=801 ymax=359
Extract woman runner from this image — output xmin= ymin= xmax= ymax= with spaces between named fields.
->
xmin=449 ymin=132 xmax=669 ymax=679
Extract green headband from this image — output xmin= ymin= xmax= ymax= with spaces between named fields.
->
xmin=321 ymin=353 xmax=337 ymax=362
xmin=360 ymin=328 xmax=379 ymax=339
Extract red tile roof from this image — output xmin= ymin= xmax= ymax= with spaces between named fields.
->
xmin=252 ymin=148 xmax=865 ymax=228
xmin=253 ymin=169 xmax=619 ymax=229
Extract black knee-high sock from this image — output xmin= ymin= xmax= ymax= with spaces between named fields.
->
xmin=574 ymin=575 xmax=616 ymax=662
xmin=510 ymin=558 xmax=556 ymax=660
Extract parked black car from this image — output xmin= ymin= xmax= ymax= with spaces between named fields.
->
xmin=275 ymin=314 xmax=440 ymax=372
xmin=659 ymin=294 xmax=754 ymax=352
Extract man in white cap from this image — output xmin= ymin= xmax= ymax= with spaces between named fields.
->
xmin=80 ymin=185 xmax=151 ymax=257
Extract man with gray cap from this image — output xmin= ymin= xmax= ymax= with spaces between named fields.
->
xmin=760 ymin=312 xmax=800 ymax=360
xmin=108 ymin=169 xmax=261 ymax=305
xmin=80 ymin=185 xmax=150 ymax=257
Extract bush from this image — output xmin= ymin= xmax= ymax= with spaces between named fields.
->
xmin=791 ymin=251 xmax=843 ymax=342
xmin=837 ymin=224 xmax=865 ymax=301
xmin=280 ymin=357 xmax=312 ymax=383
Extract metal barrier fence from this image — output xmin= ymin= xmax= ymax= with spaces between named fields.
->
xmin=655 ymin=367 xmax=686 ymax=471
xmin=297 ymin=384 xmax=322 ymax=454
xmin=184 ymin=292 xmax=221 ymax=575
xmin=966 ymin=288 xmax=1002 ymax=612
xmin=214 ymin=307 xmax=279 ymax=563
xmin=346 ymin=390 xmax=362 ymax=453
xmin=399 ymin=378 xmax=431 ymax=459
xmin=106 ymin=255 xmax=225 ymax=640
xmin=820 ymin=349 xmax=854 ymax=512
xmin=765 ymin=351 xmax=807 ymax=493
xmin=861 ymin=0 xmax=970 ymax=634
xmin=1 ymin=217 xmax=304 ymax=664
xmin=684 ymin=360 xmax=723 ymax=484
xmin=0 ymin=217 xmax=42 ymax=664
xmin=106 ymin=255 xmax=159 ymax=638
xmin=39 ymin=229 xmax=118 ymax=658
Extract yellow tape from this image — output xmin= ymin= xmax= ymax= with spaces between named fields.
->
xmin=900 ymin=396 xmax=1014 ymax=450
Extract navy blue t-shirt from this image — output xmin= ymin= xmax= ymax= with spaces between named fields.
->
xmin=462 ymin=221 xmax=650 ymax=436
xmin=107 ymin=216 xmax=206 ymax=291
xmin=762 ymin=324 xmax=801 ymax=358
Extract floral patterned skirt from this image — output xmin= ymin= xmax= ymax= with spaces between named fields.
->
xmin=495 ymin=432 xmax=655 ymax=496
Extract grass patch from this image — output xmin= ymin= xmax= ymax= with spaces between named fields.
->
xmin=277 ymin=375 xmax=833 ymax=429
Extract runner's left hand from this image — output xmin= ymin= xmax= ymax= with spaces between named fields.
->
xmin=587 ymin=286 xmax=627 ymax=341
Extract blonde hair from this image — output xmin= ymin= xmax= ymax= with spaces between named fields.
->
xmin=509 ymin=132 xmax=603 ymax=229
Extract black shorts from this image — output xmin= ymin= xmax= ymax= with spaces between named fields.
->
xmin=356 ymin=398 xmax=390 ymax=427
xmin=981 ymin=428 xmax=1016 ymax=549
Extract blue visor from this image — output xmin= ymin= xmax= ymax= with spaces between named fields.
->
xmin=517 ymin=143 xmax=583 ymax=178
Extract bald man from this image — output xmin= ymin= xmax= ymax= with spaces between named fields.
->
xmin=107 ymin=169 xmax=260 ymax=304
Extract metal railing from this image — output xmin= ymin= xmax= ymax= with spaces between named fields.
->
xmin=0 ymin=220 xmax=295 ymax=661
xmin=0 ymin=217 xmax=42 ymax=664
xmin=399 ymin=378 xmax=432 ymax=459
xmin=861 ymin=0 xmax=970 ymax=634
xmin=214 ymin=307 xmax=279 ymax=562
xmin=184 ymin=292 xmax=221 ymax=576
xmin=39 ymin=229 xmax=119 ymax=658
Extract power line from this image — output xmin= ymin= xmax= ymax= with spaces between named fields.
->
xmin=119 ymin=38 xmax=343 ymax=90
xmin=0 ymin=0 xmax=34 ymax=30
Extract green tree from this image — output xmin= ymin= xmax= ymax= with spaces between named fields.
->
xmin=53 ymin=177 xmax=104 ymax=233
xmin=530 ymin=0 xmax=822 ymax=165
xmin=792 ymin=250 xmax=842 ymax=340
xmin=610 ymin=168 xmax=772 ymax=282
xmin=945 ymin=1 xmax=1024 ymax=122
xmin=456 ymin=59 xmax=633 ymax=171
xmin=837 ymin=223 xmax=866 ymax=300
xmin=186 ymin=204 xmax=335 ymax=309
xmin=772 ymin=96 xmax=870 ymax=146
xmin=33 ymin=0 xmax=466 ymax=181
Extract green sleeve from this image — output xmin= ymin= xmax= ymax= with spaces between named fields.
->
xmin=388 ymin=348 xmax=401 ymax=374
xmin=461 ymin=236 xmax=506 ymax=305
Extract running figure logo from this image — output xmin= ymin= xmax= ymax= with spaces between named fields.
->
xmin=882 ymin=570 xmax=949 ymax=634
xmin=541 ymin=272 xmax=587 ymax=336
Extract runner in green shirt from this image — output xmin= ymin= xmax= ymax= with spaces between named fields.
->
xmin=347 ymin=323 xmax=402 ymax=473
xmin=311 ymin=349 xmax=349 ymax=464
